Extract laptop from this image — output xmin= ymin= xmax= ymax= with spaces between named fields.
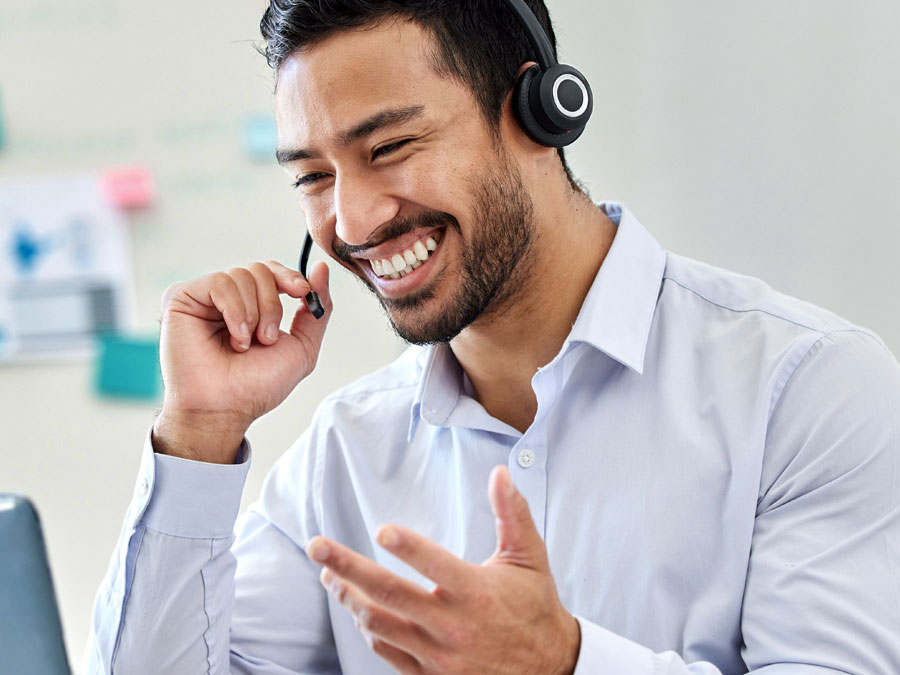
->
xmin=0 ymin=494 xmax=71 ymax=675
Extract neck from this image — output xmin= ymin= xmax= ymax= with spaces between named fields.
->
xmin=450 ymin=186 xmax=616 ymax=433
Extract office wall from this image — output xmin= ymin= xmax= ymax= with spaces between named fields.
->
xmin=1 ymin=1 xmax=897 ymax=669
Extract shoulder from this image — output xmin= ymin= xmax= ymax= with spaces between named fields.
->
xmin=310 ymin=344 xmax=426 ymax=430
xmin=657 ymin=252 xmax=897 ymax=416
xmin=662 ymin=252 xmax=861 ymax=336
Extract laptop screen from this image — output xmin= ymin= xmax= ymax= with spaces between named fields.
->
xmin=0 ymin=495 xmax=71 ymax=675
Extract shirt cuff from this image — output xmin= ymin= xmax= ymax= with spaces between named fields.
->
xmin=139 ymin=429 xmax=251 ymax=539
xmin=572 ymin=615 xmax=656 ymax=675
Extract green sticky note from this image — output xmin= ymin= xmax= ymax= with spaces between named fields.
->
xmin=95 ymin=334 xmax=162 ymax=401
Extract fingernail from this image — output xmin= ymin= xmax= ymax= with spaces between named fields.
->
xmin=265 ymin=324 xmax=278 ymax=341
xmin=240 ymin=322 xmax=250 ymax=339
xmin=378 ymin=526 xmax=400 ymax=548
xmin=308 ymin=541 xmax=330 ymax=562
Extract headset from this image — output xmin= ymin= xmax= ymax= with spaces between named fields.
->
xmin=299 ymin=0 xmax=593 ymax=319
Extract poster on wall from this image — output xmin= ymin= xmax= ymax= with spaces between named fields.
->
xmin=0 ymin=174 xmax=133 ymax=362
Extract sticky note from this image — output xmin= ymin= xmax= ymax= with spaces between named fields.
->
xmin=241 ymin=114 xmax=278 ymax=162
xmin=99 ymin=166 xmax=155 ymax=209
xmin=94 ymin=334 xmax=162 ymax=401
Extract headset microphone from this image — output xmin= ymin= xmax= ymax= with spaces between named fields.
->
xmin=504 ymin=0 xmax=593 ymax=148
xmin=299 ymin=231 xmax=325 ymax=319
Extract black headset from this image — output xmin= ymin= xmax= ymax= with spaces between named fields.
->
xmin=300 ymin=0 xmax=592 ymax=318
xmin=505 ymin=0 xmax=593 ymax=147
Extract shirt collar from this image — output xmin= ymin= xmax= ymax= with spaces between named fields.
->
xmin=566 ymin=202 xmax=667 ymax=374
xmin=409 ymin=202 xmax=667 ymax=438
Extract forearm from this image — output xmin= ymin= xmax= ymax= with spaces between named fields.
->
xmin=85 ymin=433 xmax=250 ymax=674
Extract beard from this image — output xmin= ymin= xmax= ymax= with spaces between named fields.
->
xmin=336 ymin=153 xmax=537 ymax=345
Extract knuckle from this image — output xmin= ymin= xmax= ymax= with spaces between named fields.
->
xmin=429 ymin=651 xmax=457 ymax=674
xmin=247 ymin=260 xmax=270 ymax=276
xmin=369 ymin=637 xmax=390 ymax=656
xmin=357 ymin=605 xmax=380 ymax=633
xmin=333 ymin=581 xmax=348 ymax=604
xmin=227 ymin=266 xmax=254 ymax=285
xmin=371 ymin=578 xmax=400 ymax=606
xmin=210 ymin=271 xmax=234 ymax=292
xmin=161 ymin=282 xmax=182 ymax=308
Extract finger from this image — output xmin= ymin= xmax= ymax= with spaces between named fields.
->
xmin=307 ymin=536 xmax=438 ymax=620
xmin=488 ymin=465 xmax=548 ymax=570
xmin=224 ymin=267 xmax=261 ymax=341
xmin=259 ymin=259 xmax=311 ymax=298
xmin=368 ymin=638 xmax=422 ymax=675
xmin=182 ymin=272 xmax=251 ymax=352
xmin=246 ymin=262 xmax=285 ymax=345
xmin=321 ymin=568 xmax=431 ymax=667
xmin=289 ymin=261 xmax=332 ymax=345
xmin=376 ymin=525 xmax=472 ymax=595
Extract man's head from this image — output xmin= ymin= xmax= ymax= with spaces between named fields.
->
xmin=265 ymin=1 xmax=579 ymax=343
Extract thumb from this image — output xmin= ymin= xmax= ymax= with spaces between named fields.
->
xmin=488 ymin=465 xmax=549 ymax=570
xmin=289 ymin=261 xmax=332 ymax=343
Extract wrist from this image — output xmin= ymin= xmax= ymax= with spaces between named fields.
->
xmin=557 ymin=612 xmax=581 ymax=675
xmin=152 ymin=408 xmax=249 ymax=464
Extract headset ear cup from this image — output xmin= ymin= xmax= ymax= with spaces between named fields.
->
xmin=513 ymin=65 xmax=586 ymax=148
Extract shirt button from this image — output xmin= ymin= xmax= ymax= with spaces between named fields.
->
xmin=517 ymin=449 xmax=536 ymax=468
xmin=139 ymin=477 xmax=150 ymax=496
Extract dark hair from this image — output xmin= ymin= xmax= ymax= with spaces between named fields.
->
xmin=259 ymin=0 xmax=578 ymax=187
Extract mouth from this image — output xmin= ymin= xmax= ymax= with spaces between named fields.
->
xmin=368 ymin=230 xmax=441 ymax=278
xmin=355 ymin=227 xmax=445 ymax=298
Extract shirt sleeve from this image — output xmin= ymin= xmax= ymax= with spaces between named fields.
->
xmin=573 ymin=329 xmax=900 ymax=674
xmin=84 ymin=429 xmax=340 ymax=675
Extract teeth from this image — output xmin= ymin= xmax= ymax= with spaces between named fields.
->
xmin=371 ymin=233 xmax=441 ymax=278
xmin=413 ymin=241 xmax=428 ymax=261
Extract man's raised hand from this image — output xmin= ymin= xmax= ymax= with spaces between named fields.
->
xmin=307 ymin=466 xmax=581 ymax=674
xmin=153 ymin=260 xmax=332 ymax=464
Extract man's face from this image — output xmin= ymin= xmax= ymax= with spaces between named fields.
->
xmin=274 ymin=20 xmax=536 ymax=343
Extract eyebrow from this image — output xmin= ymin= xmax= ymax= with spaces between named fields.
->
xmin=275 ymin=105 xmax=426 ymax=166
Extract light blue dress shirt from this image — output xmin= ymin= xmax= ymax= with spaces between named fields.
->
xmin=87 ymin=203 xmax=900 ymax=674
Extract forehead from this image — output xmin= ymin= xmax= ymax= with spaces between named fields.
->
xmin=274 ymin=20 xmax=461 ymax=148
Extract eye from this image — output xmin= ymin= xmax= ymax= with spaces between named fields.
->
xmin=372 ymin=138 xmax=413 ymax=160
xmin=292 ymin=172 xmax=329 ymax=189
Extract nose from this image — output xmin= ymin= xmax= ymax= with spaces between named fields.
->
xmin=332 ymin=169 xmax=401 ymax=247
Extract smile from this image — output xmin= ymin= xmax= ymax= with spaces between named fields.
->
xmin=369 ymin=232 xmax=441 ymax=279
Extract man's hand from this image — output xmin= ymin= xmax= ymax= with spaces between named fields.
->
xmin=153 ymin=260 xmax=332 ymax=464
xmin=306 ymin=466 xmax=581 ymax=674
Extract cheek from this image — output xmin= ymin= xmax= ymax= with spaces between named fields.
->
xmin=387 ymin=154 xmax=470 ymax=216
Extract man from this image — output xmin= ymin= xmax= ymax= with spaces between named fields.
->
xmin=87 ymin=1 xmax=900 ymax=673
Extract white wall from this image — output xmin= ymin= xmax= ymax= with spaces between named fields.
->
xmin=0 ymin=1 xmax=897 ymax=669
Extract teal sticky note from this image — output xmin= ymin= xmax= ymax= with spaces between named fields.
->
xmin=95 ymin=334 xmax=162 ymax=401
xmin=241 ymin=114 xmax=278 ymax=162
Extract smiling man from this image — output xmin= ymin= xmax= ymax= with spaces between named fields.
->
xmin=87 ymin=1 xmax=900 ymax=674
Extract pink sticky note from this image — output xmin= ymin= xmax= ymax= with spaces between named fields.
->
xmin=100 ymin=166 xmax=155 ymax=209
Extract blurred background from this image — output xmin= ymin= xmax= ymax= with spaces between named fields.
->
xmin=0 ymin=0 xmax=898 ymax=669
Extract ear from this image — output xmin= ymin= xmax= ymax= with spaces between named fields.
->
xmin=500 ymin=62 xmax=558 ymax=160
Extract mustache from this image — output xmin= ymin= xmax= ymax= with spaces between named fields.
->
xmin=333 ymin=211 xmax=459 ymax=263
